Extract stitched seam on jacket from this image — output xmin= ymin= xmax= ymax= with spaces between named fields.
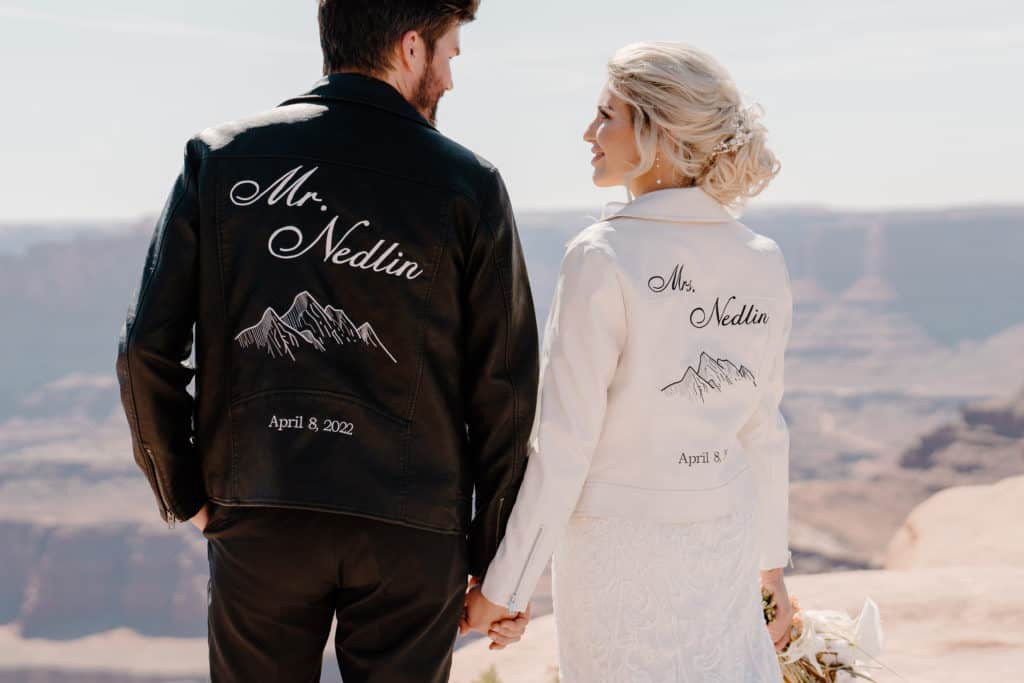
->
xmin=585 ymin=465 xmax=751 ymax=492
xmin=212 ymin=163 xmax=241 ymax=501
xmin=397 ymin=198 xmax=452 ymax=518
xmin=487 ymin=193 xmax=521 ymax=509
xmin=203 ymin=499 xmax=465 ymax=534
xmin=598 ymin=245 xmax=629 ymax=362
xmin=230 ymin=388 xmax=407 ymax=426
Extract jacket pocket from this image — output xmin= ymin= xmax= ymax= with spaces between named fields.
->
xmin=227 ymin=390 xmax=410 ymax=518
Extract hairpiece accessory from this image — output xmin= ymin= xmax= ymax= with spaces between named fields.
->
xmin=710 ymin=111 xmax=753 ymax=158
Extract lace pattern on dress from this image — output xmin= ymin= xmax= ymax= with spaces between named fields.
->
xmin=551 ymin=498 xmax=782 ymax=683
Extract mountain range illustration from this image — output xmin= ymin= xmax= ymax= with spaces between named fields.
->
xmin=661 ymin=351 xmax=757 ymax=403
xmin=235 ymin=290 xmax=397 ymax=364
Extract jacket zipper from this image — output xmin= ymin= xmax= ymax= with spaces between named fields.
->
xmin=508 ymin=525 xmax=544 ymax=614
xmin=142 ymin=445 xmax=174 ymax=526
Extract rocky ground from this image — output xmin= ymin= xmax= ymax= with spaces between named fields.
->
xmin=3 ymin=476 xmax=1019 ymax=682
xmin=451 ymin=475 xmax=1024 ymax=683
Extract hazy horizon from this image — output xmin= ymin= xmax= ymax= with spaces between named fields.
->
xmin=2 ymin=199 xmax=1022 ymax=229
xmin=2 ymin=0 xmax=1022 ymax=221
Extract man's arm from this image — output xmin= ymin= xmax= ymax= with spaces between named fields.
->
xmin=115 ymin=138 xmax=206 ymax=525
xmin=463 ymin=169 xmax=540 ymax=578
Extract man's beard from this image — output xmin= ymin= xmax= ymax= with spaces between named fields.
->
xmin=410 ymin=61 xmax=444 ymax=126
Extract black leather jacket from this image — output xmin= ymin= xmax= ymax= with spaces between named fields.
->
xmin=116 ymin=73 xmax=539 ymax=576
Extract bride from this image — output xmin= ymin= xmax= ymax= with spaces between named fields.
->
xmin=463 ymin=41 xmax=795 ymax=681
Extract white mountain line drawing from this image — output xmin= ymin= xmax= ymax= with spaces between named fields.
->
xmin=661 ymin=351 xmax=757 ymax=403
xmin=235 ymin=290 xmax=398 ymax=364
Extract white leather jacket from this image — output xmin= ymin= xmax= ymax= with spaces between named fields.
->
xmin=481 ymin=186 xmax=794 ymax=614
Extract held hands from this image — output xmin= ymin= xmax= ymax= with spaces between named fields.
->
xmin=459 ymin=577 xmax=531 ymax=650
xmin=760 ymin=569 xmax=794 ymax=652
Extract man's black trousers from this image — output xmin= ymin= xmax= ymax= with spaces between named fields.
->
xmin=203 ymin=503 xmax=468 ymax=682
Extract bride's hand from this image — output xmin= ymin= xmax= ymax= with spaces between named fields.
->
xmin=459 ymin=577 xmax=531 ymax=649
xmin=760 ymin=569 xmax=794 ymax=652
xmin=483 ymin=600 xmax=531 ymax=650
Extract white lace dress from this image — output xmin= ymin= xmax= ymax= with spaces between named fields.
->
xmin=551 ymin=493 xmax=783 ymax=683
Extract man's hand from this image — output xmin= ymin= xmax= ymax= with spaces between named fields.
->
xmin=459 ymin=577 xmax=531 ymax=650
xmin=761 ymin=568 xmax=794 ymax=652
xmin=189 ymin=501 xmax=212 ymax=532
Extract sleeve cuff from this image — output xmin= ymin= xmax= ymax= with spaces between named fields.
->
xmin=760 ymin=548 xmax=793 ymax=571
xmin=170 ymin=489 xmax=208 ymax=524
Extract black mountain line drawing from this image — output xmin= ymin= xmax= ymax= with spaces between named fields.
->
xmin=235 ymin=290 xmax=398 ymax=364
xmin=661 ymin=351 xmax=756 ymax=403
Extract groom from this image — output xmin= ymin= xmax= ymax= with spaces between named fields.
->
xmin=116 ymin=1 xmax=538 ymax=680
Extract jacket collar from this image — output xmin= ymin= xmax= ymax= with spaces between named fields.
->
xmin=602 ymin=187 xmax=735 ymax=224
xmin=280 ymin=73 xmax=436 ymax=131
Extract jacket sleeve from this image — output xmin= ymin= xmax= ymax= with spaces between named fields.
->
xmin=115 ymin=138 xmax=206 ymax=525
xmin=738 ymin=257 xmax=794 ymax=571
xmin=480 ymin=234 xmax=626 ymax=613
xmin=464 ymin=169 xmax=540 ymax=578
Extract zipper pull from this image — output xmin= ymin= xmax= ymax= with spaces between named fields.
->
xmin=506 ymin=525 xmax=545 ymax=618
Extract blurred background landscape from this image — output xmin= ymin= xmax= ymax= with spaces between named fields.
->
xmin=2 ymin=0 xmax=1022 ymax=680
xmin=2 ymin=204 xmax=1022 ymax=681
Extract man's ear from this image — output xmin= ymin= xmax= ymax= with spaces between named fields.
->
xmin=396 ymin=29 xmax=426 ymax=75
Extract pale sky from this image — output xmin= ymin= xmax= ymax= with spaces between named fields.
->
xmin=1 ymin=0 xmax=1022 ymax=222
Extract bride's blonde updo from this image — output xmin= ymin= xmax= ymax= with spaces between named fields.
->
xmin=607 ymin=42 xmax=780 ymax=209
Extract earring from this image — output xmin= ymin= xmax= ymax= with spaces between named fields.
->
xmin=655 ymin=155 xmax=663 ymax=185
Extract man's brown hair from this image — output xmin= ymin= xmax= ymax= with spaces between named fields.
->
xmin=319 ymin=1 xmax=480 ymax=75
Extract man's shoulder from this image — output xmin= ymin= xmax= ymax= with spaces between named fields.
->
xmin=193 ymin=102 xmax=331 ymax=154
xmin=422 ymin=127 xmax=495 ymax=171
xmin=419 ymin=130 xmax=503 ymax=197
xmin=187 ymin=102 xmax=501 ymax=204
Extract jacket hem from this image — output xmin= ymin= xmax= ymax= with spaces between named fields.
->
xmin=205 ymin=497 xmax=465 ymax=536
